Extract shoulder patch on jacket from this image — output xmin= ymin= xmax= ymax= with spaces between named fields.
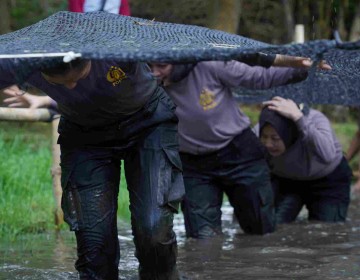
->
xmin=107 ymin=66 xmax=127 ymax=86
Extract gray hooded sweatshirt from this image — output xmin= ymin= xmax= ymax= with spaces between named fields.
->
xmin=264 ymin=109 xmax=343 ymax=180
xmin=164 ymin=60 xmax=307 ymax=155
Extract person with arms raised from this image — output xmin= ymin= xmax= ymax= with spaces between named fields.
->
xmin=259 ymin=97 xmax=351 ymax=223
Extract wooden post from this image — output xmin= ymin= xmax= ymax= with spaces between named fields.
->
xmin=209 ymin=0 xmax=242 ymax=34
xmin=0 ymin=0 xmax=11 ymax=35
xmin=51 ymin=115 xmax=63 ymax=227
xmin=0 ymin=107 xmax=52 ymax=121
xmin=294 ymin=24 xmax=305 ymax=43
xmin=349 ymin=2 xmax=360 ymax=42
xmin=282 ymin=0 xmax=295 ymax=43
xmin=0 ymin=107 xmax=63 ymax=226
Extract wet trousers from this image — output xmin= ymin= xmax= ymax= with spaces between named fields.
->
xmin=272 ymin=157 xmax=352 ymax=224
xmin=180 ymin=128 xmax=275 ymax=238
xmin=59 ymin=91 xmax=184 ymax=279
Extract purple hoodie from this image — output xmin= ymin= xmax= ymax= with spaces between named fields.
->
xmin=265 ymin=109 xmax=343 ymax=180
xmin=164 ymin=60 xmax=307 ymax=155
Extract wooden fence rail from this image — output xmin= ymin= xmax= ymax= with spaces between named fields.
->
xmin=0 ymin=107 xmax=63 ymax=226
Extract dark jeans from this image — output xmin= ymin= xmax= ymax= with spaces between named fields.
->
xmin=180 ymin=128 xmax=275 ymax=238
xmin=272 ymin=157 xmax=352 ymax=224
xmin=59 ymin=90 xmax=184 ymax=279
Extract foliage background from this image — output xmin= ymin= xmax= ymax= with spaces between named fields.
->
xmin=2 ymin=0 xmax=360 ymax=42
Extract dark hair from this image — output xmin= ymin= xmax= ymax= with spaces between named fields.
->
xmin=41 ymin=59 xmax=90 ymax=77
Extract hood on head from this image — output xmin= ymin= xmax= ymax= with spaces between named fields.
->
xmin=259 ymin=107 xmax=298 ymax=149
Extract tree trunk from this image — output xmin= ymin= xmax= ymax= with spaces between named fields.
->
xmin=306 ymin=0 xmax=332 ymax=40
xmin=337 ymin=2 xmax=348 ymax=40
xmin=51 ymin=116 xmax=63 ymax=227
xmin=0 ymin=0 xmax=11 ymax=34
xmin=209 ymin=0 xmax=242 ymax=33
xmin=282 ymin=0 xmax=295 ymax=42
xmin=349 ymin=2 xmax=360 ymax=41
xmin=40 ymin=0 xmax=49 ymax=13
xmin=295 ymin=0 xmax=306 ymax=24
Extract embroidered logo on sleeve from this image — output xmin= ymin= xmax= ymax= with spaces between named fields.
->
xmin=107 ymin=66 xmax=127 ymax=86
xmin=199 ymin=89 xmax=218 ymax=110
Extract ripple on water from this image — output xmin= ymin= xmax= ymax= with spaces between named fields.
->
xmin=2 ymin=200 xmax=360 ymax=279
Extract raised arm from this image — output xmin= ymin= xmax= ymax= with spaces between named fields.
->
xmin=214 ymin=60 xmax=308 ymax=90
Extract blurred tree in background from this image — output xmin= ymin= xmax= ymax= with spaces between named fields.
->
xmin=2 ymin=0 xmax=360 ymax=42
xmin=238 ymin=0 xmax=360 ymax=44
xmin=0 ymin=0 xmax=66 ymax=34
xmin=0 ymin=0 xmax=11 ymax=34
xmin=129 ymin=0 xmax=360 ymax=43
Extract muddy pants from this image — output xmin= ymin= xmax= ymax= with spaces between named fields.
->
xmin=271 ymin=157 xmax=352 ymax=224
xmin=59 ymin=91 xmax=184 ymax=279
xmin=180 ymin=128 xmax=275 ymax=238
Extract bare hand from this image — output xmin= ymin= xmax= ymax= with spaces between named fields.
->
xmin=262 ymin=96 xmax=303 ymax=121
xmin=273 ymin=54 xmax=332 ymax=70
xmin=3 ymin=85 xmax=52 ymax=109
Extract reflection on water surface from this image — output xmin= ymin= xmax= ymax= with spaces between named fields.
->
xmin=2 ymin=198 xmax=360 ymax=279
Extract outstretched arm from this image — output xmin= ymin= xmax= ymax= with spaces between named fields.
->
xmin=237 ymin=53 xmax=331 ymax=70
xmin=215 ymin=60 xmax=308 ymax=89
xmin=272 ymin=55 xmax=331 ymax=70
xmin=2 ymin=85 xmax=55 ymax=109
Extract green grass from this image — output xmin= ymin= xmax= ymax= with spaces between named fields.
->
xmin=0 ymin=113 xmax=358 ymax=238
xmin=241 ymin=105 xmax=261 ymax=126
xmin=0 ymin=122 xmax=130 ymax=239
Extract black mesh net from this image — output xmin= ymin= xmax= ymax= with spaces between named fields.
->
xmin=234 ymin=48 xmax=360 ymax=106
xmin=0 ymin=11 xmax=359 ymax=105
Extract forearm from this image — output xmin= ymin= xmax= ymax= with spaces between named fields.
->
xmin=235 ymin=53 xmax=327 ymax=71
xmin=235 ymin=53 xmax=276 ymax=68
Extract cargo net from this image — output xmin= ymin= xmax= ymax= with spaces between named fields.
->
xmin=0 ymin=11 xmax=359 ymax=105
xmin=233 ymin=48 xmax=360 ymax=106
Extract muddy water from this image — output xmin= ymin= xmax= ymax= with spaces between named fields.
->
xmin=1 ymin=197 xmax=360 ymax=280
